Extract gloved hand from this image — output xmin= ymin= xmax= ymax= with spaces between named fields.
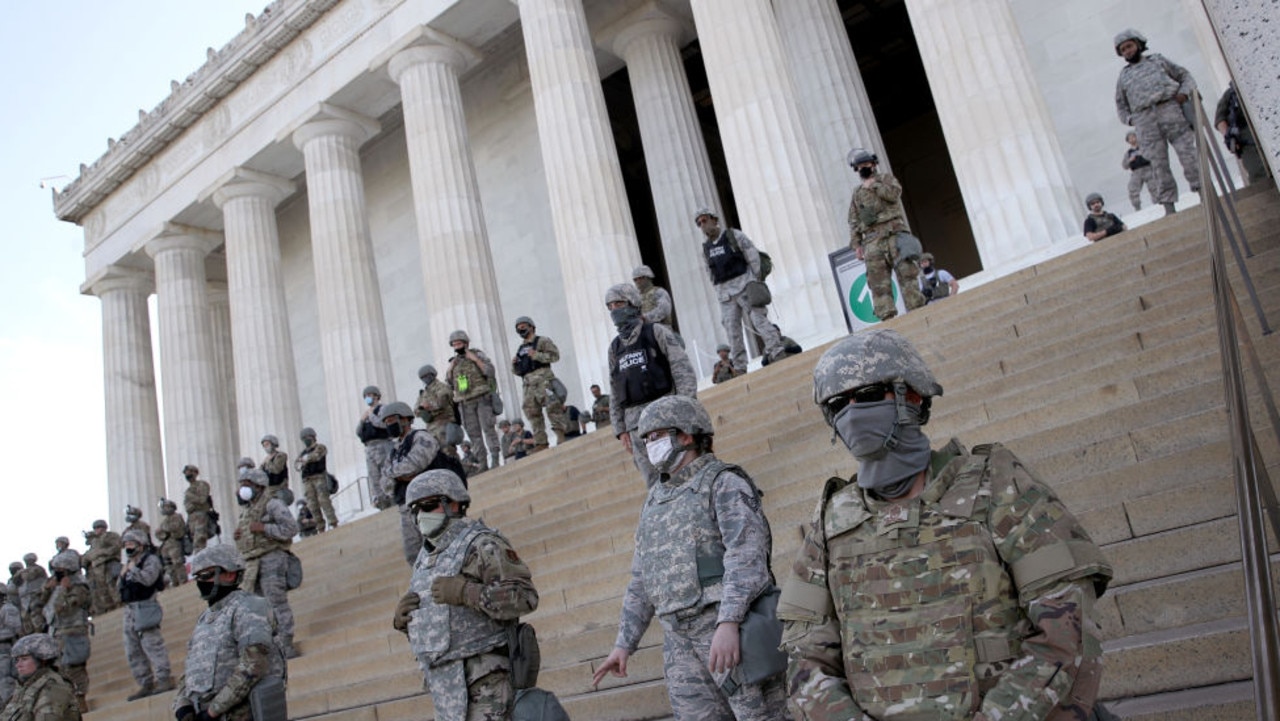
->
xmin=393 ymin=591 xmax=420 ymax=632
xmin=430 ymin=575 xmax=475 ymax=607
xmin=175 ymin=707 xmax=195 ymax=721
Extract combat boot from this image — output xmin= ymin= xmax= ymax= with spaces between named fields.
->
xmin=77 ymin=695 xmax=89 ymax=713
xmin=282 ymin=635 xmax=300 ymax=659
xmin=153 ymin=677 xmax=175 ymax=695
xmin=127 ymin=683 xmax=154 ymax=702
xmin=1163 ymin=202 xmax=1177 ymax=216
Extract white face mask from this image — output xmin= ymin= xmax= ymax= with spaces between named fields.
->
xmin=645 ymin=434 xmax=686 ymax=475
xmin=237 ymin=486 xmax=256 ymax=502
xmin=416 ymin=511 xmax=447 ymax=538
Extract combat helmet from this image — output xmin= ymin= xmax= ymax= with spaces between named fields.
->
xmin=300 ymin=427 xmax=317 ymax=441
xmin=122 ymin=529 xmax=150 ymax=547
xmin=514 ymin=316 xmax=535 ymax=330
xmin=362 ymin=385 xmax=382 ymax=399
xmin=604 ymin=283 xmax=642 ymax=309
xmin=55 ymin=536 xmax=70 ymax=549
xmin=632 ymin=265 xmax=655 ymax=280
xmin=190 ymin=544 xmax=245 ymax=575
xmin=92 ymin=519 xmax=107 ymax=530
xmin=417 ymin=365 xmax=437 ymax=382
xmin=379 ymin=401 xmax=414 ymax=422
xmin=638 ymin=395 xmax=715 ymax=439
xmin=48 ymin=551 xmax=79 ymax=573
xmin=406 ymin=469 xmax=471 ymax=507
xmin=158 ymin=498 xmax=177 ymax=514
xmin=1113 ymin=28 xmax=1147 ymax=55
xmin=11 ymin=633 xmax=60 ymax=662
xmin=261 ymin=434 xmax=279 ymax=447
xmin=8 ymin=562 xmax=21 ymax=576
xmin=813 ymin=329 xmax=943 ymax=425
xmin=449 ymin=330 xmax=470 ymax=345
xmin=22 ymin=553 xmax=36 ymax=565
xmin=847 ymin=148 xmax=878 ymax=167
xmin=920 ymin=252 xmax=935 ymax=263
xmin=181 ymin=464 xmax=199 ymax=476
xmin=1085 ymin=192 xmax=1104 ymax=209
xmin=716 ymin=343 xmax=731 ymax=353
xmin=692 ymin=207 xmax=718 ymax=225
xmin=124 ymin=504 xmax=141 ymax=522
xmin=237 ymin=456 xmax=255 ymax=470
xmin=242 ymin=468 xmax=270 ymax=487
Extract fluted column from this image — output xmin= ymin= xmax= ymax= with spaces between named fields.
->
xmin=206 ymin=280 xmax=240 ymax=465
xmin=90 ymin=268 xmax=165 ymax=534
xmin=1202 ymin=0 xmax=1280 ymax=176
xmin=145 ymin=226 xmax=235 ymax=516
xmin=517 ymin=0 xmax=643 ymax=385
xmin=690 ymin=0 xmax=844 ymax=348
xmin=212 ymin=170 xmax=303 ymax=463
xmin=604 ymin=5 xmax=727 ymax=365
xmin=905 ymin=0 xmax=1081 ymax=270
xmin=388 ymin=42 xmax=517 ymax=407
xmin=775 ymin=0 xmax=889 ymax=232
xmin=292 ymin=105 xmax=394 ymax=484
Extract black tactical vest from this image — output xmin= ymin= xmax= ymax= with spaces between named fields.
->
xmin=610 ymin=323 xmax=673 ymax=408
xmin=703 ymin=231 xmax=750 ymax=284
xmin=513 ymin=337 xmax=550 ymax=377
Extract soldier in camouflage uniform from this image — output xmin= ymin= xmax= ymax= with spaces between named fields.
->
xmin=155 ymin=499 xmax=189 ymax=587
xmin=80 ymin=520 xmax=121 ymax=615
xmin=593 ymin=396 xmax=787 ymax=719
xmin=446 ymin=331 xmax=502 ymax=471
xmin=606 ymin=283 xmax=699 ymax=487
xmin=497 ymin=420 xmax=517 ymax=466
xmin=458 ymin=442 xmax=486 ymax=478
xmin=712 ymin=344 xmax=737 ymax=384
xmin=40 ymin=551 xmax=91 ymax=713
xmin=0 ymin=586 xmax=23 ymax=708
xmin=295 ymin=427 xmax=338 ymax=533
xmin=1122 ymin=131 xmax=1156 ymax=211
xmin=5 ymin=634 xmax=81 ymax=721
xmin=174 ymin=545 xmax=286 ymax=721
xmin=416 ymin=364 xmax=461 ymax=459
xmin=696 ymin=209 xmax=788 ymax=371
xmin=779 ymin=329 xmax=1113 ymax=721
xmin=16 ymin=555 xmax=47 ymax=637
xmin=511 ymin=316 xmax=569 ymax=452
xmin=118 ymin=529 xmax=173 ymax=701
xmin=1114 ymin=29 xmax=1199 ymax=216
xmin=391 ymin=470 xmax=538 ymax=721
xmin=259 ymin=434 xmax=290 ymax=499
xmin=182 ymin=464 xmax=215 ymax=552
xmin=53 ymin=538 xmax=79 ymax=574
xmin=589 ymin=384 xmax=611 ymax=431
xmin=633 ymin=265 xmax=674 ymax=328
xmin=381 ymin=402 xmax=447 ymax=566
xmin=846 ymin=149 xmax=926 ymax=321
xmin=233 ymin=469 xmax=300 ymax=659
xmin=1083 ymin=193 xmax=1126 ymax=242
xmin=124 ymin=504 xmax=152 ymax=541
xmin=357 ymin=385 xmax=397 ymax=509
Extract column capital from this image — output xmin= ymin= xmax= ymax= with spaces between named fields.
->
xmin=599 ymin=2 xmax=692 ymax=59
xmin=206 ymin=167 xmax=296 ymax=209
xmin=145 ymin=223 xmax=223 ymax=258
xmin=374 ymin=25 xmax=481 ymax=81
xmin=87 ymin=265 xmax=153 ymax=297
xmin=286 ymin=103 xmax=380 ymax=150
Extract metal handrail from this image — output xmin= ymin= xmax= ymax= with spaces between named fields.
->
xmin=1190 ymin=87 xmax=1280 ymax=720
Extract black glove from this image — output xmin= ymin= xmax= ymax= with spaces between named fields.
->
xmin=175 ymin=707 xmax=195 ymax=721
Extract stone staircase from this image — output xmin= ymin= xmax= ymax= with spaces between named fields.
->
xmin=81 ymin=185 xmax=1280 ymax=721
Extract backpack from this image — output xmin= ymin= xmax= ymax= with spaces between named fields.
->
xmin=511 ymin=688 xmax=570 ymax=721
xmin=726 ymin=231 xmax=773 ymax=281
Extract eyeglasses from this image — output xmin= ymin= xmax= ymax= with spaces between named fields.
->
xmin=411 ymin=497 xmax=444 ymax=514
xmin=824 ymin=383 xmax=892 ymax=416
xmin=193 ymin=569 xmax=219 ymax=582
xmin=643 ymin=429 xmax=677 ymax=444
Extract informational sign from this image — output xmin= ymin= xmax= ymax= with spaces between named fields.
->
xmin=829 ymin=247 xmax=907 ymax=331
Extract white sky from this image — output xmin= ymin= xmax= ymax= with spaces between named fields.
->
xmin=0 ymin=2 xmax=266 ymax=569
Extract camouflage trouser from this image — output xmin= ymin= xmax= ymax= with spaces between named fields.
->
xmin=720 ymin=289 xmax=783 ymax=373
xmin=55 ymin=632 xmax=90 ymax=698
xmin=459 ymin=395 xmax=500 ymax=470
xmin=364 ymin=438 xmax=393 ymax=508
xmin=425 ymin=652 xmax=511 ymax=721
xmin=20 ymin=608 xmax=46 ymax=636
xmin=0 ymin=643 xmax=13 ymax=708
xmin=1133 ymin=100 xmax=1200 ymax=203
xmin=426 ymin=421 xmax=459 ymax=458
xmin=863 ymin=232 xmax=925 ymax=321
xmin=520 ymin=371 xmax=568 ymax=448
xmin=88 ymin=564 xmax=120 ymax=614
xmin=123 ymin=602 xmax=171 ymax=686
xmin=398 ymin=503 xmax=423 ymax=566
xmin=160 ymin=540 xmax=186 ymax=586
xmin=302 ymin=473 xmax=339 ymax=532
xmin=658 ymin=605 xmax=789 ymax=721
xmin=188 ymin=511 xmax=212 ymax=552
xmin=252 ymin=551 xmax=294 ymax=642
xmin=1127 ymin=165 xmax=1156 ymax=210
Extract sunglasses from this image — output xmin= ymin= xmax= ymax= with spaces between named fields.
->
xmin=824 ymin=383 xmax=892 ymax=416
xmin=193 ymin=569 xmax=220 ymax=582
xmin=410 ymin=497 xmax=444 ymax=514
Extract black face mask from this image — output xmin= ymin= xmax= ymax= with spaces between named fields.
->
xmin=184 ymin=473 xmax=196 ymax=482
xmin=197 ymin=580 xmax=239 ymax=605
xmin=385 ymin=421 xmax=403 ymax=437
xmin=454 ymin=346 xmax=467 ymax=356
xmin=858 ymin=166 xmax=875 ymax=179
xmin=124 ymin=547 xmax=139 ymax=557
xmin=54 ymin=571 xmax=66 ymax=581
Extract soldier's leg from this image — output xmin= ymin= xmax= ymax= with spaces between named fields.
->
xmin=660 ymin=614 xmax=737 ymax=721
xmin=477 ymin=396 xmax=501 ymax=468
xmin=189 ymin=512 xmax=209 ymax=552
xmin=428 ymin=422 xmax=456 ymax=458
xmin=720 ymin=297 xmax=747 ymax=372
xmin=399 ymin=503 xmax=423 ymax=566
xmin=1160 ymin=101 xmax=1200 ymax=191
xmin=1140 ymin=166 xmax=1158 ymax=206
xmin=366 ymin=441 xmax=393 ymax=507
xmin=314 ymin=476 xmax=339 ymax=529
xmin=545 ymin=391 xmax=569 ymax=444
xmin=522 ymin=381 xmax=548 ymax=448
xmin=163 ymin=546 xmax=185 ymax=586
xmin=741 ymin=297 xmax=784 ymax=360
xmin=727 ymin=672 xmax=789 ymax=721
xmin=1127 ymin=171 xmax=1143 ymax=210
xmin=1134 ymin=112 xmax=1177 ymax=203
xmin=303 ymin=477 xmax=326 ymax=533
xmin=63 ymin=663 xmax=89 ymax=699
xmin=459 ymin=400 xmax=486 ymax=468
xmin=864 ymin=236 xmax=898 ymax=320
xmin=464 ymin=653 xmax=513 ymax=721
xmin=123 ymin=609 xmax=154 ymax=688
xmin=629 ymin=428 xmax=659 ymax=488
xmin=140 ymin=627 xmax=171 ymax=685
xmin=255 ymin=553 xmax=295 ymax=646
xmin=893 ymin=252 xmax=926 ymax=311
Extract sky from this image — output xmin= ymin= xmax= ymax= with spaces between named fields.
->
xmin=0 ymin=2 xmax=266 ymax=570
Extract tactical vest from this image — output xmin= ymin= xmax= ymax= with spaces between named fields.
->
xmin=449 ymin=353 xmax=492 ymax=402
xmin=263 ymin=454 xmax=288 ymax=486
xmin=185 ymin=480 xmax=212 ymax=513
xmin=236 ymin=493 xmax=291 ymax=562
xmin=299 ymin=448 xmax=327 ymax=477
xmin=357 ymin=405 xmax=390 ymax=444
xmin=118 ymin=552 xmax=164 ymax=603
xmin=702 ymin=231 xmax=750 ymax=284
xmin=921 ymin=270 xmax=950 ymax=300
xmin=183 ymin=591 xmax=283 ymax=700
xmin=513 ymin=337 xmax=550 ymax=377
xmin=407 ymin=521 xmax=509 ymax=666
xmin=1090 ymin=212 xmax=1122 ymax=236
xmin=1119 ymin=54 xmax=1181 ymax=113
xmin=610 ymin=324 xmax=673 ymax=409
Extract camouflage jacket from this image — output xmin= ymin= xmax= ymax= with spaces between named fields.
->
xmin=156 ymin=513 xmax=187 ymax=546
xmin=615 ymin=455 xmax=773 ymax=652
xmin=512 ymin=335 xmax=560 ymax=383
xmin=608 ymin=322 xmax=697 ymax=436
xmin=260 ymin=451 xmax=289 ymax=484
xmin=295 ymin=442 xmax=329 ymax=480
xmin=590 ymin=395 xmax=611 ymax=426
xmin=184 ymin=479 xmax=213 ymax=514
xmin=1115 ymin=52 xmax=1196 ymax=123
xmin=174 ymin=589 xmax=282 ymax=718
xmin=446 ymin=349 xmax=496 ymax=403
xmin=848 ymin=172 xmax=907 ymax=245
xmin=2 ymin=666 xmax=81 ymax=721
xmin=416 ymin=379 xmax=457 ymax=426
xmin=0 ymin=601 xmax=21 ymax=643
xmin=712 ymin=359 xmax=735 ymax=384
xmin=235 ymin=493 xmax=296 ymax=562
xmin=42 ymin=577 xmax=91 ymax=635
xmin=779 ymin=440 xmax=1112 ymax=721
xmin=82 ymin=531 xmax=122 ymax=568
xmin=640 ymin=285 xmax=673 ymax=326
xmin=385 ymin=430 xmax=441 ymax=503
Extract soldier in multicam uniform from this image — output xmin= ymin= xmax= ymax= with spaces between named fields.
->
xmin=259 ymin=434 xmax=290 ymax=499
xmin=52 ymin=538 xmax=79 ymax=575
xmin=846 ymin=149 xmax=926 ymax=321
xmin=593 ymin=395 xmax=787 ymax=719
xmin=497 ymin=419 xmax=517 ymax=466
xmin=357 ymin=385 xmax=396 ymax=509
xmin=380 ymin=401 xmax=449 ymax=566
xmin=633 ymin=265 xmax=674 ymax=328
xmin=0 ymin=586 xmax=23 ymax=708
xmin=294 ymin=427 xmax=338 ymax=533
xmin=296 ymin=501 xmax=319 ymax=538
xmin=124 ymin=504 xmax=152 ymax=540
xmin=182 ymin=464 xmax=216 ymax=552
xmin=416 ymin=364 xmax=461 ymax=459
xmin=588 ymin=384 xmax=610 ymax=431
xmin=233 ymin=469 xmax=300 ymax=659
xmin=174 ymin=545 xmax=286 ymax=721
xmin=511 ymin=316 xmax=569 ymax=453
xmin=4 ymin=633 xmax=81 ymax=721
xmin=391 ymin=470 xmax=538 ymax=721
xmin=1082 ymin=193 xmax=1126 ymax=243
xmin=80 ymin=520 xmax=121 ymax=615
xmin=458 ymin=442 xmax=486 ymax=478
xmin=606 ymin=283 xmax=699 ymax=487
xmin=1114 ymin=28 xmax=1199 ymax=216
xmin=779 ymin=329 xmax=1113 ymax=721
xmin=16 ymin=556 xmax=47 ymax=637
xmin=155 ymin=499 xmax=189 ymax=587
xmin=118 ymin=529 xmax=173 ymax=701
xmin=446 ymin=330 xmax=502 ymax=471
xmin=40 ymin=551 xmax=91 ymax=713
xmin=712 ymin=344 xmax=736 ymax=384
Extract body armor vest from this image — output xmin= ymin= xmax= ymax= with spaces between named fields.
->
xmin=118 ymin=552 xmax=164 ymax=603
xmin=513 ymin=337 xmax=550 ymax=377
xmin=703 ymin=231 xmax=750 ymax=284
xmin=236 ymin=494 xmax=291 ymax=562
xmin=407 ymin=520 xmax=508 ymax=666
xmin=449 ymin=353 xmax=492 ymax=401
xmin=183 ymin=591 xmax=283 ymax=699
xmin=299 ymin=452 xmax=326 ymax=477
xmin=610 ymin=324 xmax=673 ymax=408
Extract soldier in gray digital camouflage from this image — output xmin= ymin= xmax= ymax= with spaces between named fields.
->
xmin=696 ymin=208 xmax=788 ymax=372
xmin=155 ymin=498 xmax=189 ymax=587
xmin=17 ymin=554 xmax=47 ymax=637
xmin=391 ymin=469 xmax=539 ymax=721
xmin=446 ymin=330 xmax=503 ymax=471
xmin=846 ymin=149 xmax=926 ymax=322
xmin=174 ymin=545 xmax=286 ymax=721
xmin=593 ymin=395 xmax=787 ymax=719
xmin=294 ymin=427 xmax=338 ymax=533
xmin=233 ymin=468 xmax=301 ymax=659
xmin=381 ymin=401 xmax=451 ymax=566
xmin=458 ymin=441 xmax=486 ymax=479
xmin=6 ymin=633 xmax=81 ymax=720
xmin=606 ymin=283 xmax=699 ymax=487
xmin=41 ymin=550 xmax=92 ymax=713
xmin=779 ymin=329 xmax=1114 ymax=721
xmin=510 ymin=316 xmax=569 ymax=453
xmin=80 ymin=520 xmax=121 ymax=615
xmin=118 ymin=529 xmax=173 ymax=701
xmin=0 ymin=585 xmax=23 ymax=708
xmin=182 ymin=464 xmax=215 ymax=552
xmin=1114 ymin=28 xmax=1199 ymax=216
xmin=633 ymin=265 xmax=674 ymax=328
xmin=357 ymin=385 xmax=396 ymax=509
xmin=416 ymin=364 xmax=461 ymax=459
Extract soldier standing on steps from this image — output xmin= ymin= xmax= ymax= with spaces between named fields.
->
xmin=119 ymin=529 xmax=173 ymax=701
xmin=295 ymin=427 xmax=338 ymax=533
xmin=233 ymin=469 xmax=300 ymax=659
xmin=357 ymin=385 xmax=396 ymax=509
xmin=416 ymin=364 xmax=461 ymax=459
xmin=182 ymin=464 xmax=215 ymax=552
xmin=779 ymin=329 xmax=1114 ymax=721
xmin=80 ymin=520 xmax=121 ymax=615
xmin=846 ymin=149 xmax=926 ymax=322
xmin=155 ymin=499 xmax=189 ymax=587
xmin=511 ymin=316 xmax=569 ymax=453
xmin=41 ymin=550 xmax=92 ymax=713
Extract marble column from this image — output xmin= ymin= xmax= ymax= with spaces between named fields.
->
xmin=1202 ymin=0 xmax=1280 ymax=179
xmin=1181 ymin=0 xmax=1232 ymax=93
xmin=775 ymin=0 xmax=890 ymax=232
xmin=292 ymin=105 xmax=394 ymax=484
xmin=690 ymin=0 xmax=845 ymax=348
xmin=387 ymin=42 xmax=516 ymax=406
xmin=904 ymin=0 xmax=1081 ymax=271
xmin=145 ymin=225 xmax=235 ymax=516
xmin=90 ymin=267 xmax=165 ymax=534
xmin=206 ymin=279 xmax=240 ymax=467
xmin=516 ymin=0 xmax=643 ymax=386
xmin=212 ymin=170 xmax=303 ymax=464
xmin=603 ymin=5 xmax=726 ymax=367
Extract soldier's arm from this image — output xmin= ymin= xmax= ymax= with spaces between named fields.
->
xmin=1159 ymin=55 xmax=1196 ymax=96
xmin=126 ymin=555 xmax=164 ymax=587
xmin=650 ymin=289 xmax=673 ymax=324
xmin=614 ymin=548 xmax=655 ymax=653
xmin=473 ymin=349 xmax=496 ymax=379
xmin=734 ymin=229 xmax=763 ymax=279
xmin=32 ymin=677 xmax=80 ymax=721
xmin=608 ymin=345 xmax=626 ymax=437
xmin=262 ymin=500 xmax=300 ymax=540
xmin=208 ymin=643 xmax=272 ymax=716
xmin=532 ymin=336 xmax=560 ymax=364
xmin=654 ymin=325 xmax=697 ymax=398
xmin=1115 ymin=79 xmax=1132 ymax=125
xmin=712 ymin=471 xmax=773 ymax=625
xmin=874 ymin=173 xmax=903 ymax=202
xmin=67 ymin=584 xmax=93 ymax=613
xmin=462 ymin=535 xmax=538 ymax=620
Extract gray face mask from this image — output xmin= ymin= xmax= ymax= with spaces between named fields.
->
xmin=610 ymin=305 xmax=641 ymax=331
xmin=832 ymin=399 xmax=932 ymax=496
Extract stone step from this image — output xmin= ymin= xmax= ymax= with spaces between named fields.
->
xmin=1100 ymin=616 xmax=1251 ymax=699
xmin=1106 ymin=680 xmax=1254 ymax=721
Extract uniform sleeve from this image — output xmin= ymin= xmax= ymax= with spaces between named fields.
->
xmin=847 ymin=195 xmax=862 ymax=241
xmin=608 ymin=343 xmax=626 ymax=438
xmin=874 ymin=174 xmax=904 ymax=203
xmin=532 ymin=337 xmax=560 ymax=364
xmin=32 ymin=676 xmax=81 ymax=721
xmin=390 ymin=433 xmax=441 ymax=480
xmin=734 ymin=229 xmax=763 ymax=278
xmin=464 ymin=535 xmax=538 ymax=620
xmin=654 ymin=325 xmax=697 ymax=398
xmin=208 ymin=604 xmax=274 ymax=716
xmin=712 ymin=471 xmax=774 ymax=625
xmin=614 ymin=546 xmax=655 ymax=653
xmin=1159 ymin=55 xmax=1196 ymax=96
xmin=125 ymin=554 xmax=164 ymax=587
xmin=648 ymin=289 xmax=673 ymax=324
xmin=1115 ymin=77 xmax=1132 ymax=125
xmin=263 ymin=500 xmax=300 ymax=540
xmin=474 ymin=350 xmax=496 ymax=379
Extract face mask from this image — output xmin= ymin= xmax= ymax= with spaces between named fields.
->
xmin=858 ymin=166 xmax=875 ymax=179
xmin=385 ymin=421 xmax=403 ymax=437
xmin=645 ymin=434 xmax=686 ymax=475
xmin=53 ymin=571 xmax=66 ymax=581
xmin=124 ymin=547 xmax=138 ymax=557
xmin=184 ymin=473 xmax=196 ymax=481
xmin=263 ymin=444 xmax=273 ymax=453
xmin=303 ymin=438 xmax=315 ymax=447
xmin=364 ymin=396 xmax=374 ymax=406
xmin=197 ymin=579 xmax=238 ymax=605
xmin=610 ymin=305 xmax=641 ymax=331
xmin=832 ymin=399 xmax=933 ymax=495
xmin=417 ymin=511 xmax=447 ymax=538
xmin=238 ymin=486 xmax=256 ymax=503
